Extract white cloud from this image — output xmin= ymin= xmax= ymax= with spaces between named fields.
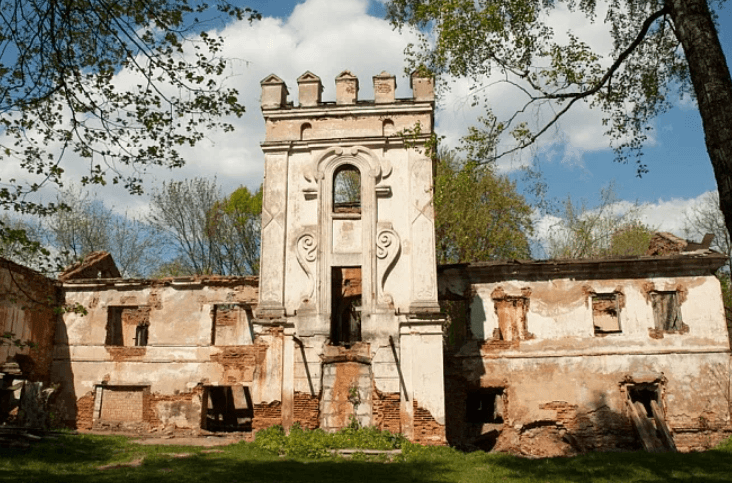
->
xmin=0 ymin=0 xmax=707 ymax=231
xmin=0 ymin=0 xmax=421 ymax=216
xmin=531 ymin=190 xmax=717 ymax=258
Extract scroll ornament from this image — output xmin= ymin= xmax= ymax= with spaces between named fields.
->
xmin=376 ymin=228 xmax=401 ymax=304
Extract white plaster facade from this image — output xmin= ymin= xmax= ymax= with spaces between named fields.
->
xmin=256 ymin=70 xmax=446 ymax=442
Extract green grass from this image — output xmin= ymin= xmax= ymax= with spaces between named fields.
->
xmin=2 ymin=430 xmax=732 ymax=483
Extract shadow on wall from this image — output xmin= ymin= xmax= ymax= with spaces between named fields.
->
xmin=49 ymin=309 xmax=79 ymax=429
xmin=445 ymin=362 xmax=731 ymax=458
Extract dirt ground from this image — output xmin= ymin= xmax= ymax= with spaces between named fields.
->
xmin=82 ymin=429 xmax=250 ymax=447
xmin=132 ymin=436 xmax=244 ymax=446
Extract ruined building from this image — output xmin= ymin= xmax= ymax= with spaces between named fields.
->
xmin=1 ymin=71 xmax=730 ymax=456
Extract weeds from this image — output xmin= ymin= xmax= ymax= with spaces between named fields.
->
xmin=251 ymin=423 xmax=407 ymax=459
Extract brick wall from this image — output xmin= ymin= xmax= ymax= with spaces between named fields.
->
xmin=99 ymin=387 xmax=144 ymax=422
xmin=253 ymin=400 xmax=282 ymax=430
xmin=373 ymin=390 xmax=401 ymax=434
xmin=293 ymin=391 xmax=320 ymax=429
xmin=413 ymin=399 xmax=446 ymax=445
xmin=0 ymin=258 xmax=58 ymax=383
xmin=76 ymin=392 xmax=95 ymax=430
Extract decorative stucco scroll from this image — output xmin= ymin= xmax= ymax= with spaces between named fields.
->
xmin=304 ymin=145 xmax=392 ymax=183
xmin=296 ymin=231 xmax=318 ymax=304
xmin=376 ymin=226 xmax=401 ymax=304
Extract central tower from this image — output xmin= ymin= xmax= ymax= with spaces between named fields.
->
xmin=255 ymin=70 xmax=445 ymax=444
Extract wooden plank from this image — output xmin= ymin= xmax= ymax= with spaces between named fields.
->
xmin=650 ymin=400 xmax=677 ymax=452
xmin=635 ymin=402 xmax=665 ymax=452
xmin=626 ymin=398 xmax=661 ymax=452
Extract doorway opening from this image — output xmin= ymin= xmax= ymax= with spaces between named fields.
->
xmin=201 ymin=385 xmax=253 ymax=432
xmin=331 ymin=266 xmax=362 ymax=347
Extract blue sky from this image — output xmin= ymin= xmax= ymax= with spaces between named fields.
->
xmin=236 ymin=0 xmax=730 ymax=236
xmin=8 ymin=0 xmax=728 ymax=248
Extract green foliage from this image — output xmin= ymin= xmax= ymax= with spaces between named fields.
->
xmin=0 ymin=0 xmax=258 ymax=273
xmin=250 ymin=424 xmax=288 ymax=455
xmin=387 ymin=0 xmax=701 ymax=172
xmin=208 ymin=185 xmax=263 ymax=275
xmin=252 ymin=423 xmax=406 ymax=459
xmin=608 ymin=221 xmax=654 ymax=257
xmin=718 ymin=274 xmax=732 ymax=313
xmin=1 ymin=331 xmax=36 ymax=349
xmin=434 ymin=150 xmax=533 ymax=264
xmin=48 ymin=185 xmax=165 ymax=277
xmin=545 ymin=184 xmax=655 ymax=259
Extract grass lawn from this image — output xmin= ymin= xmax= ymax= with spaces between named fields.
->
xmin=2 ymin=431 xmax=732 ymax=483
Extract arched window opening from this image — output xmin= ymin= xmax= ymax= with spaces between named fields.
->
xmin=382 ymin=119 xmax=395 ymax=137
xmin=333 ymin=164 xmax=361 ymax=214
xmin=300 ymin=122 xmax=312 ymax=140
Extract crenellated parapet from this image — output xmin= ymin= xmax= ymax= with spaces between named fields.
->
xmin=260 ymin=70 xmax=434 ymax=146
xmin=261 ymin=69 xmax=433 ymax=109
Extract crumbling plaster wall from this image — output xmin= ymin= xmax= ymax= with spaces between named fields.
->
xmin=468 ymin=276 xmax=727 ymax=353
xmin=51 ymin=277 xmax=274 ymax=430
xmin=445 ymin=271 xmax=731 ymax=455
xmin=0 ymin=258 xmax=58 ymax=383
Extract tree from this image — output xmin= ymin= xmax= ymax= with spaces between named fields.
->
xmin=0 ymin=215 xmax=47 ymax=271
xmin=0 ymin=0 xmax=257 ymax=251
xmin=148 ymin=178 xmax=261 ymax=276
xmin=149 ymin=178 xmax=221 ymax=276
xmin=434 ymin=150 xmax=533 ymax=264
xmin=544 ymin=186 xmax=654 ymax=259
xmin=387 ymin=0 xmax=732 ymax=240
xmin=44 ymin=186 xmax=164 ymax=277
xmin=684 ymin=191 xmax=732 ymax=274
xmin=208 ymin=185 xmax=263 ymax=275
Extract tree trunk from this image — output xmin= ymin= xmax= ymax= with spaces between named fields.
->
xmin=667 ymin=0 xmax=732 ymax=239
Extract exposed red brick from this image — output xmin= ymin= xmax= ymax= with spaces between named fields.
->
xmin=99 ymin=387 xmax=144 ymax=422
xmin=412 ymin=399 xmax=446 ymax=445
xmin=372 ymin=387 xmax=400 ymax=434
xmin=210 ymin=345 xmax=267 ymax=384
xmin=293 ymin=391 xmax=320 ymax=429
xmin=253 ymin=400 xmax=282 ymax=430
xmin=0 ymin=258 xmax=58 ymax=383
xmin=106 ymin=347 xmax=146 ymax=361
xmin=145 ymin=387 xmax=202 ymax=428
xmin=646 ymin=232 xmax=687 ymax=256
xmin=76 ymin=392 xmax=95 ymax=430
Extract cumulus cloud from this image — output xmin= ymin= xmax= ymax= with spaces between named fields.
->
xmin=0 ymin=0 xmax=705 ymax=224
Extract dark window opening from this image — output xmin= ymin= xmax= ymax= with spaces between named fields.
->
xmin=202 ymin=386 xmax=253 ymax=432
xmin=134 ymin=325 xmax=148 ymax=347
xmin=652 ymin=292 xmax=682 ymax=331
xmin=333 ymin=165 xmax=361 ymax=214
xmin=331 ymin=266 xmax=362 ymax=347
xmin=466 ymin=388 xmax=505 ymax=424
xmin=628 ymin=384 xmax=660 ymax=418
xmin=106 ymin=306 xmax=150 ymax=347
xmin=105 ymin=308 xmax=123 ymax=346
xmin=593 ymin=293 xmax=621 ymax=334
